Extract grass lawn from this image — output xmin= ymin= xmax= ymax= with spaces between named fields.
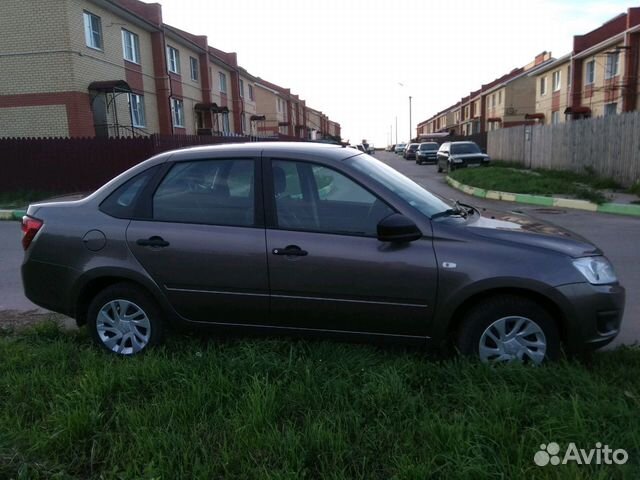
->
xmin=449 ymin=163 xmax=622 ymax=204
xmin=1 ymin=321 xmax=639 ymax=479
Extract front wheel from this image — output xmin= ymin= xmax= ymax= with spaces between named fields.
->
xmin=456 ymin=295 xmax=561 ymax=364
xmin=87 ymin=282 xmax=165 ymax=355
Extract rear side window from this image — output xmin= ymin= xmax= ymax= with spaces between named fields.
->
xmin=152 ymin=159 xmax=255 ymax=226
xmin=100 ymin=165 xmax=159 ymax=218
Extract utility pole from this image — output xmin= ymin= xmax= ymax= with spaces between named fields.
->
xmin=395 ymin=116 xmax=398 ymax=145
xmin=409 ymin=96 xmax=412 ymax=142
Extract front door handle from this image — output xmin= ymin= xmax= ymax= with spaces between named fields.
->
xmin=272 ymin=245 xmax=308 ymax=257
xmin=136 ymin=236 xmax=170 ymax=248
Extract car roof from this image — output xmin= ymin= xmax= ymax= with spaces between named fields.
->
xmin=450 ymin=141 xmax=478 ymax=145
xmin=166 ymin=141 xmax=357 ymax=162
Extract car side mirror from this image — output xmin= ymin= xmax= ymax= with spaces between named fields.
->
xmin=377 ymin=214 xmax=422 ymax=243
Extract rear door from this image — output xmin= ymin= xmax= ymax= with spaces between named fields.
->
xmin=126 ymin=156 xmax=269 ymax=324
xmin=264 ymin=158 xmax=438 ymax=337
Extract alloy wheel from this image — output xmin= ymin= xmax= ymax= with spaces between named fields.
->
xmin=478 ymin=316 xmax=547 ymax=364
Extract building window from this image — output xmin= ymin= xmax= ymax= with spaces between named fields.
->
xmin=222 ymin=112 xmax=230 ymax=133
xmin=171 ymin=98 xmax=184 ymax=128
xmin=239 ymin=79 xmax=244 ymax=98
xmin=277 ymin=97 xmax=282 ymax=113
xmin=604 ymin=103 xmax=617 ymax=116
xmin=552 ymin=71 xmax=561 ymax=91
xmin=189 ymin=57 xmax=199 ymax=81
xmin=83 ymin=12 xmax=103 ymax=50
xmin=129 ymin=93 xmax=146 ymax=127
xmin=219 ymin=72 xmax=227 ymax=94
xmin=551 ymin=111 xmax=560 ymax=124
xmin=167 ymin=46 xmax=180 ymax=74
xmin=585 ymin=60 xmax=595 ymax=85
xmin=498 ymin=91 xmax=502 ymax=104
xmin=121 ymin=29 xmax=140 ymax=64
xmin=605 ymin=52 xmax=619 ymax=79
xmin=248 ymin=84 xmax=254 ymax=101
xmin=540 ymin=77 xmax=547 ymax=95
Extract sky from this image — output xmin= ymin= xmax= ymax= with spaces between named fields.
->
xmin=159 ymin=0 xmax=632 ymax=146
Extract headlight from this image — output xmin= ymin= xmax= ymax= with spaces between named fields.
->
xmin=572 ymin=256 xmax=617 ymax=285
xmin=452 ymin=157 xmax=464 ymax=163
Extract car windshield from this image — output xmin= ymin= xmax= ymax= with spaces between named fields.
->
xmin=420 ymin=143 xmax=438 ymax=151
xmin=451 ymin=143 xmax=481 ymax=154
xmin=347 ymin=155 xmax=452 ymax=217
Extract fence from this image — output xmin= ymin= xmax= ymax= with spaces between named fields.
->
xmin=487 ymin=111 xmax=640 ymax=187
xmin=0 ymin=133 xmax=304 ymax=193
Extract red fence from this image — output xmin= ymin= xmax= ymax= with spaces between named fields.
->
xmin=0 ymin=134 xmax=302 ymax=193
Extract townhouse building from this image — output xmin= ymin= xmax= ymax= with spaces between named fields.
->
xmin=0 ymin=0 xmax=339 ymax=139
xmin=528 ymin=8 xmax=640 ymax=124
xmin=416 ymin=52 xmax=553 ymax=138
xmin=570 ymin=7 xmax=640 ymax=119
xmin=529 ymin=54 xmax=572 ymax=124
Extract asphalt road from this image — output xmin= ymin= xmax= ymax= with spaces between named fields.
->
xmin=1 ymin=152 xmax=638 ymax=347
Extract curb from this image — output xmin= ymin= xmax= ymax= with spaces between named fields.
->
xmin=445 ymin=177 xmax=640 ymax=217
xmin=0 ymin=209 xmax=26 ymax=221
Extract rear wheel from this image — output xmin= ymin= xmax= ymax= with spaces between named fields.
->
xmin=87 ymin=282 xmax=164 ymax=355
xmin=456 ymin=295 xmax=560 ymax=364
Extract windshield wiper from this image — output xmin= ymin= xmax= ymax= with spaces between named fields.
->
xmin=431 ymin=204 xmax=467 ymax=220
xmin=456 ymin=201 xmax=478 ymax=216
xmin=431 ymin=200 xmax=478 ymax=220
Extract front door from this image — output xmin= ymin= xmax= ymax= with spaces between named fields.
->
xmin=127 ymin=157 xmax=269 ymax=324
xmin=265 ymin=158 xmax=438 ymax=337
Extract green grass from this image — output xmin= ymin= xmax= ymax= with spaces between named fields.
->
xmin=629 ymin=182 xmax=640 ymax=197
xmin=0 ymin=190 xmax=58 ymax=209
xmin=450 ymin=165 xmax=621 ymax=204
xmin=1 ymin=322 xmax=639 ymax=479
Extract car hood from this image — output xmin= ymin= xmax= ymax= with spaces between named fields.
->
xmin=466 ymin=209 xmax=600 ymax=257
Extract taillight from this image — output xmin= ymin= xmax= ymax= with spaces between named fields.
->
xmin=21 ymin=216 xmax=43 ymax=250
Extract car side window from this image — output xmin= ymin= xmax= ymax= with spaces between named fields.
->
xmin=100 ymin=165 xmax=160 ymax=218
xmin=153 ymin=159 xmax=255 ymax=226
xmin=272 ymin=160 xmax=394 ymax=236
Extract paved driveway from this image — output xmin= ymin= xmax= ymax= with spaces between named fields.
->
xmin=1 ymin=152 xmax=638 ymax=347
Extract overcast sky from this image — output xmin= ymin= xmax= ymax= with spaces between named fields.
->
xmin=160 ymin=0 xmax=631 ymax=146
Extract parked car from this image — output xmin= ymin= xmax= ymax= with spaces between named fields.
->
xmin=394 ymin=143 xmax=407 ymax=154
xmin=403 ymin=143 xmax=420 ymax=160
xmin=21 ymin=142 xmax=624 ymax=363
xmin=415 ymin=142 xmax=440 ymax=165
xmin=436 ymin=141 xmax=490 ymax=173
xmin=386 ymin=144 xmax=395 ymax=152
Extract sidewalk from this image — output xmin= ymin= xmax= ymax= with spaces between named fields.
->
xmin=446 ymin=176 xmax=640 ymax=217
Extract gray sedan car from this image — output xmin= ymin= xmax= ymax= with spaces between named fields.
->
xmin=21 ymin=142 xmax=624 ymax=362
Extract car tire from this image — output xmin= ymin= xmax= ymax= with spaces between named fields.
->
xmin=87 ymin=282 xmax=164 ymax=356
xmin=456 ymin=295 xmax=561 ymax=364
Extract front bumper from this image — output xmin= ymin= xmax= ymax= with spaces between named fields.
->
xmin=554 ymin=282 xmax=625 ymax=352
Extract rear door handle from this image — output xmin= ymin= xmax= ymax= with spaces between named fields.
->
xmin=272 ymin=245 xmax=308 ymax=257
xmin=136 ymin=236 xmax=170 ymax=248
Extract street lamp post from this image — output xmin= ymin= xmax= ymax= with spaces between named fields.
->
xmin=409 ymin=96 xmax=412 ymax=142
xmin=395 ymin=116 xmax=398 ymax=145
